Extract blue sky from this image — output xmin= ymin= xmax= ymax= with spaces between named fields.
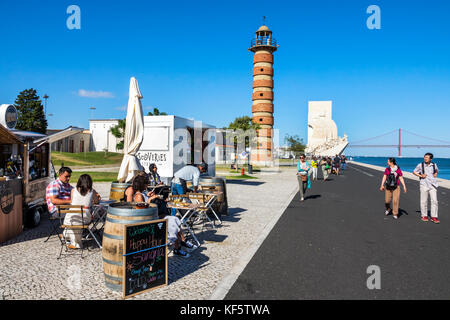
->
xmin=1 ymin=0 xmax=450 ymax=157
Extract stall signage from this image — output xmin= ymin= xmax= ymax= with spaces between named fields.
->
xmin=122 ymin=220 xmax=168 ymax=299
xmin=0 ymin=105 xmax=18 ymax=130
xmin=0 ymin=184 xmax=14 ymax=215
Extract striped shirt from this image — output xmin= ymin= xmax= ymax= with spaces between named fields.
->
xmin=46 ymin=179 xmax=73 ymax=214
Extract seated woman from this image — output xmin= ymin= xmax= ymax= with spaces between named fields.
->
xmin=148 ymin=163 xmax=163 ymax=186
xmin=126 ymin=174 xmax=160 ymax=203
xmin=63 ymin=174 xmax=100 ymax=249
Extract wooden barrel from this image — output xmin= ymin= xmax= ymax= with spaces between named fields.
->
xmin=102 ymin=202 xmax=158 ymax=292
xmin=109 ymin=182 xmax=130 ymax=202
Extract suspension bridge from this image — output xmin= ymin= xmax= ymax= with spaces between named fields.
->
xmin=348 ymin=129 xmax=450 ymax=157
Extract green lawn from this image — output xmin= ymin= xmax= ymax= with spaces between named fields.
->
xmin=52 ymin=152 xmax=123 ymax=168
xmin=70 ymin=171 xmax=119 ymax=183
xmin=224 ymin=174 xmax=258 ymax=180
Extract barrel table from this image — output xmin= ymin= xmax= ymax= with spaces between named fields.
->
xmin=102 ymin=202 xmax=158 ymax=292
xmin=109 ymin=182 xmax=130 ymax=202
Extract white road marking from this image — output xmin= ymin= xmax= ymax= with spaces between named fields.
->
xmin=347 ymin=164 xmax=375 ymax=177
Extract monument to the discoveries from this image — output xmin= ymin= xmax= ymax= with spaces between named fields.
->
xmin=306 ymin=101 xmax=348 ymax=156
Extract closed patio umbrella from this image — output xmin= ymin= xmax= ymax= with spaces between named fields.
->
xmin=117 ymin=77 xmax=144 ymax=183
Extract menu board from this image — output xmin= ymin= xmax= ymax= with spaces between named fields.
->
xmin=122 ymin=219 xmax=168 ymax=299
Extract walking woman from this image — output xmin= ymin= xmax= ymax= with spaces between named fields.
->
xmin=380 ymin=157 xmax=407 ymax=219
xmin=297 ymin=154 xmax=311 ymax=201
xmin=319 ymin=157 xmax=329 ymax=181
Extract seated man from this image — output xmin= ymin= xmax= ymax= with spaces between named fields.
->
xmin=45 ymin=167 xmax=73 ymax=218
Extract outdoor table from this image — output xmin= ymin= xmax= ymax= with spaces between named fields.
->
xmin=85 ymin=199 xmax=115 ymax=248
xmin=191 ymin=191 xmax=223 ymax=226
xmin=166 ymin=202 xmax=201 ymax=247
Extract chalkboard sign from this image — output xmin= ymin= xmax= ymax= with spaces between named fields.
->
xmin=122 ymin=219 xmax=168 ymax=299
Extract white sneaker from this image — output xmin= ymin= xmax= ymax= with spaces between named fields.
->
xmin=385 ymin=210 xmax=390 ymax=216
xmin=182 ymin=240 xmax=198 ymax=251
xmin=300 ymin=197 xmax=304 ymax=201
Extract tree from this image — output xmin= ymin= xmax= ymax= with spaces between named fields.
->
xmin=110 ymin=119 xmax=126 ymax=150
xmin=147 ymin=107 xmax=167 ymax=116
xmin=285 ymin=134 xmax=306 ymax=157
xmin=227 ymin=116 xmax=260 ymax=166
xmin=14 ymin=89 xmax=48 ymax=133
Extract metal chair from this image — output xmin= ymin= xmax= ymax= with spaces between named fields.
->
xmin=44 ymin=208 xmax=65 ymax=243
xmin=57 ymin=205 xmax=100 ymax=259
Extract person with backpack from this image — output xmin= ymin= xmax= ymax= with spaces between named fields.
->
xmin=379 ymin=157 xmax=407 ymax=219
xmin=413 ymin=153 xmax=440 ymax=223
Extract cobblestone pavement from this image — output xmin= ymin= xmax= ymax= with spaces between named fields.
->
xmin=0 ymin=168 xmax=298 ymax=300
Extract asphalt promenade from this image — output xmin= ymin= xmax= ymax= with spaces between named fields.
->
xmin=225 ymin=163 xmax=450 ymax=299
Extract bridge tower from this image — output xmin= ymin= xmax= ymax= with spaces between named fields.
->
xmin=249 ymin=23 xmax=279 ymax=164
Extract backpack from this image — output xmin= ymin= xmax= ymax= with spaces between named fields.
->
xmin=421 ymin=162 xmax=436 ymax=178
xmin=385 ymin=168 xmax=398 ymax=190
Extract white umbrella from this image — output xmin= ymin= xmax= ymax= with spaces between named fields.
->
xmin=117 ymin=77 xmax=144 ymax=183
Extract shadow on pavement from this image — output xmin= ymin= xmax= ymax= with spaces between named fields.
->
xmin=226 ymin=180 xmax=265 ymax=186
xmin=304 ymin=194 xmax=322 ymax=200
xmin=168 ymin=246 xmax=210 ymax=284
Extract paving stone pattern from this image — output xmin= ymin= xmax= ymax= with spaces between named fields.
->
xmin=0 ymin=169 xmax=297 ymax=300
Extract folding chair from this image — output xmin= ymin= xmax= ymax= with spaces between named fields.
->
xmin=56 ymin=205 xmax=101 ymax=259
xmin=44 ymin=208 xmax=65 ymax=243
xmin=187 ymin=193 xmax=220 ymax=230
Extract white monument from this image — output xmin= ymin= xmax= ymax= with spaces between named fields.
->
xmin=306 ymin=101 xmax=348 ymax=156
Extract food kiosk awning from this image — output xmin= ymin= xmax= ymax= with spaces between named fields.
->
xmin=34 ymin=126 xmax=84 ymax=144
xmin=0 ymin=124 xmax=22 ymax=144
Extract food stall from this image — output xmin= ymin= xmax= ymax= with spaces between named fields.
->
xmin=0 ymin=122 xmax=24 ymax=243
xmin=135 ymin=115 xmax=216 ymax=184
xmin=1 ymin=104 xmax=83 ymax=242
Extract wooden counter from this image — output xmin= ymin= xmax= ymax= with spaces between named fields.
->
xmin=0 ymin=178 xmax=23 ymax=243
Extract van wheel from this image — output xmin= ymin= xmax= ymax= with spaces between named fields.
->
xmin=26 ymin=207 xmax=42 ymax=228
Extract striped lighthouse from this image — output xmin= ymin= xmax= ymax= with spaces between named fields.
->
xmin=249 ymin=24 xmax=278 ymax=165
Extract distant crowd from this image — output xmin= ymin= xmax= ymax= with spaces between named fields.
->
xmin=296 ymin=152 xmax=441 ymax=224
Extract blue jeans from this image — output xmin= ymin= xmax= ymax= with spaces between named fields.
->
xmin=170 ymin=183 xmax=184 ymax=216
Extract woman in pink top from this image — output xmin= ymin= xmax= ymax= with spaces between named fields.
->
xmin=380 ymin=157 xmax=407 ymax=219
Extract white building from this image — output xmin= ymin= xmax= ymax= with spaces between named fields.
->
xmin=89 ymin=119 xmax=123 ymax=153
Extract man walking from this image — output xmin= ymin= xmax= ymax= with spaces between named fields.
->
xmin=333 ymin=154 xmax=341 ymax=176
xmin=413 ymin=153 xmax=439 ymax=223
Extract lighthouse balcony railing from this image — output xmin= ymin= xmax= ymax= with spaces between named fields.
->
xmin=250 ymin=38 xmax=278 ymax=48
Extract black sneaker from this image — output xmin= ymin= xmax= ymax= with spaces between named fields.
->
xmin=173 ymin=248 xmax=190 ymax=258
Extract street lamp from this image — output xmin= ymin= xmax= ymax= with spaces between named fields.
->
xmin=89 ymin=107 xmax=96 ymax=119
xmin=43 ymin=94 xmax=49 ymax=117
